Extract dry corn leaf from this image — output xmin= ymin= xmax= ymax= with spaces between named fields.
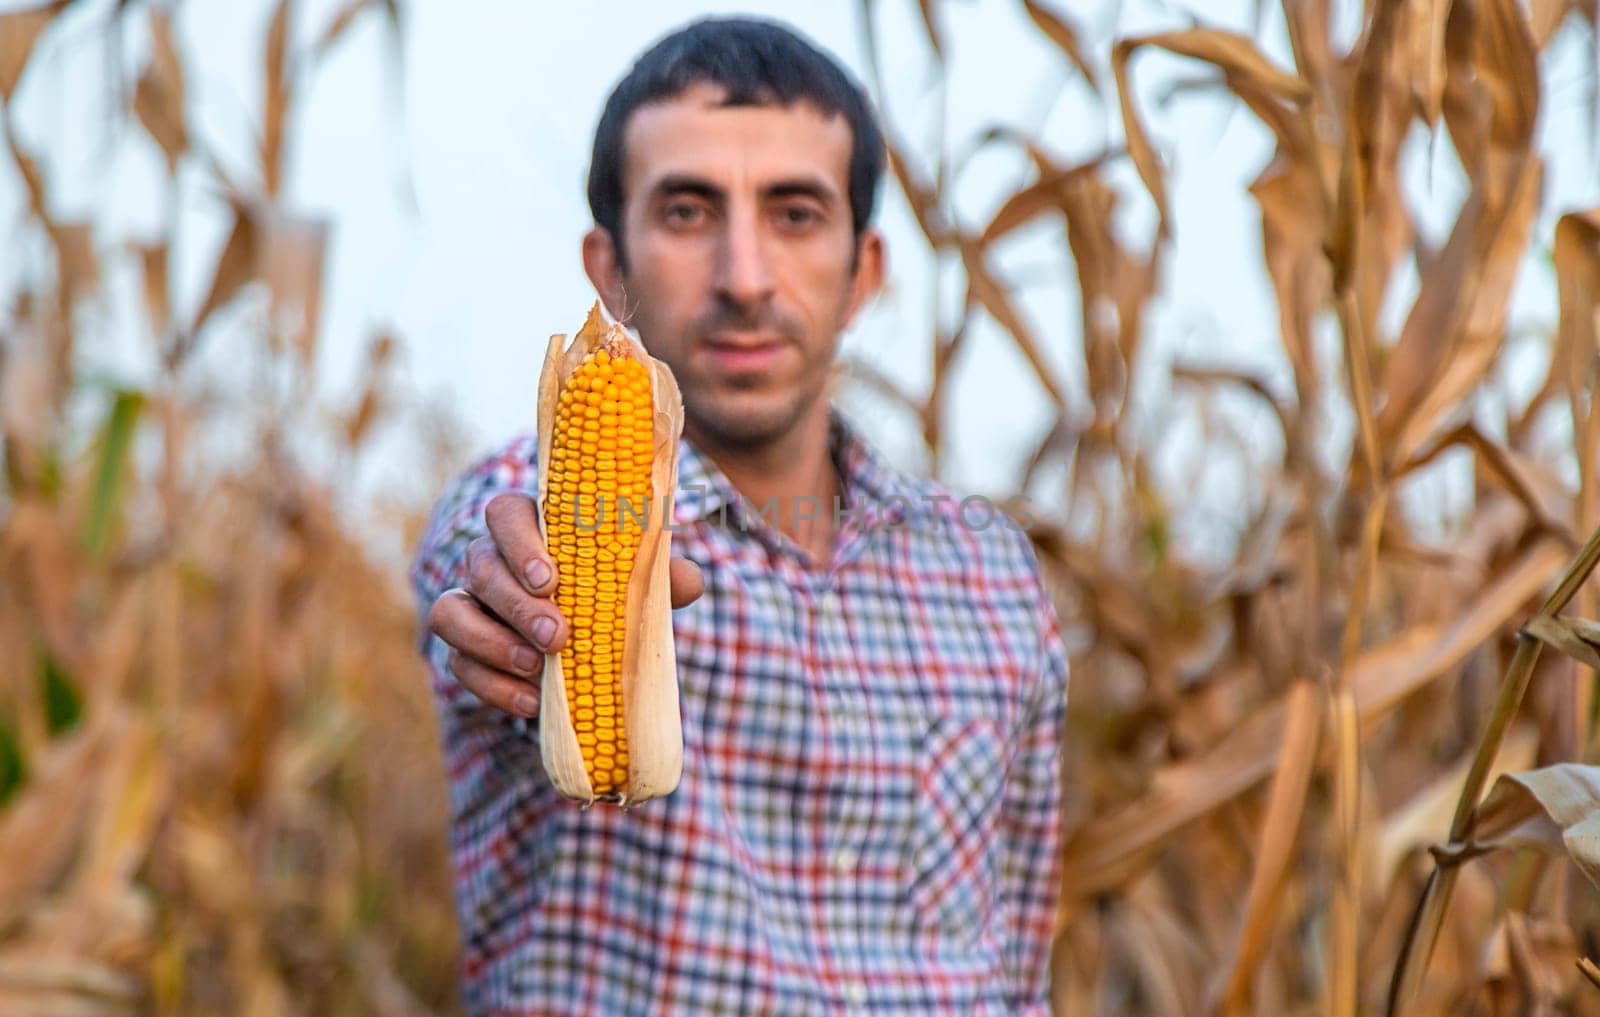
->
xmin=1061 ymin=535 xmax=1565 ymax=899
xmin=0 ymin=728 xmax=100 ymax=929
xmin=6 ymin=499 xmax=78 ymax=661
xmin=171 ymin=810 xmax=252 ymax=921
xmin=260 ymin=213 xmax=327 ymax=369
xmin=1173 ymin=365 xmax=1295 ymax=459
xmin=1472 ymin=763 xmax=1600 ymax=891
xmin=81 ymin=583 xmax=146 ymax=711
xmin=1492 ymin=911 xmax=1573 ymax=1014
xmin=190 ymin=204 xmax=258 ymax=340
xmin=979 ymin=151 xmax=1113 ymax=248
xmin=1385 ymin=160 xmax=1542 ymax=465
xmin=1553 ymin=208 xmax=1600 ymax=533
xmin=925 ymin=302 xmax=973 ymax=466
xmin=1112 ymin=29 xmax=1310 ymax=239
xmin=1326 ymin=686 xmax=1363 ymax=1017
xmin=147 ymin=558 xmax=181 ymax=718
xmin=1529 ymin=0 xmax=1583 ymax=44
xmin=343 ymin=331 xmax=397 ymax=448
xmin=1250 ymin=159 xmax=1328 ymax=413
xmin=133 ymin=242 xmax=170 ymax=341
xmin=1409 ymin=0 xmax=1452 ymax=126
xmin=1333 ymin=0 xmax=1418 ymax=333
xmin=957 ymin=236 xmax=1065 ymax=407
xmin=25 ymin=880 xmax=156 ymax=975
xmin=0 ymin=952 xmax=141 ymax=1008
xmin=312 ymin=0 xmax=373 ymax=63
xmin=4 ymin=120 xmax=49 ymax=226
xmin=1471 ymin=0 xmax=1541 ymax=153
xmin=132 ymin=9 xmax=187 ymax=175
xmin=1523 ymin=615 xmax=1600 ymax=670
xmin=883 ymin=139 xmax=949 ymax=249
xmin=1117 ymin=893 xmax=1198 ymax=1017
xmin=0 ymin=2 xmax=457 ymax=1007
xmin=0 ymin=1 xmax=64 ymax=102
xmin=1021 ymin=0 xmax=1098 ymax=92
xmin=967 ymin=129 xmax=1148 ymax=418
xmin=1553 ymin=210 xmax=1600 ymax=399
xmin=1373 ymin=724 xmax=1540 ymax=891
xmin=0 ymin=0 xmax=1593 ymax=1009
xmin=1346 ymin=0 xmax=1408 ymax=210
xmin=1400 ymin=423 xmax=1572 ymax=541
xmin=0 ymin=316 xmax=55 ymax=467
xmin=47 ymin=222 xmax=98 ymax=305
xmin=915 ymin=0 xmax=943 ymax=62
xmin=1213 ymin=680 xmax=1323 ymax=1014
xmin=75 ymin=715 xmax=168 ymax=895
xmin=834 ymin=356 xmax=924 ymax=421
xmin=263 ymin=0 xmax=291 ymax=199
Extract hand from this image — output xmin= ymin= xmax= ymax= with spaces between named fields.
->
xmin=426 ymin=492 xmax=705 ymax=719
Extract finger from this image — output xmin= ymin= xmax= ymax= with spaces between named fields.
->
xmin=465 ymin=548 xmax=570 ymax=653
xmin=428 ymin=588 xmax=546 ymax=678
xmin=668 ymin=556 xmax=704 ymax=609
xmin=485 ymin=492 xmax=556 ymax=596
xmin=448 ymin=649 xmax=541 ymax=718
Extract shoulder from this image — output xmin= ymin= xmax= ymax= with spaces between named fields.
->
xmin=426 ymin=430 xmax=541 ymax=520
xmin=890 ymin=469 xmax=1062 ymax=654
xmin=410 ymin=430 xmax=541 ymax=590
xmin=447 ymin=430 xmax=542 ymax=501
xmin=872 ymin=468 xmax=1066 ymax=714
xmin=893 ymin=471 xmax=1044 ymax=582
xmin=839 ymin=414 xmax=1041 ymax=583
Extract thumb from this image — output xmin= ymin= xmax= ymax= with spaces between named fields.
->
xmin=668 ymin=556 xmax=704 ymax=609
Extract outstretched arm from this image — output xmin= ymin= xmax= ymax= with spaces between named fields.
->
xmin=999 ymin=584 xmax=1070 ymax=1013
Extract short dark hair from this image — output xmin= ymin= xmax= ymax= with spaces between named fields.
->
xmin=586 ymin=17 xmax=885 ymax=273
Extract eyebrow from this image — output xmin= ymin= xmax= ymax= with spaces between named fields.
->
xmin=647 ymin=173 xmax=840 ymax=208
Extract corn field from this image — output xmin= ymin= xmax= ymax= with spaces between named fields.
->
xmin=3 ymin=0 xmax=1600 ymax=1014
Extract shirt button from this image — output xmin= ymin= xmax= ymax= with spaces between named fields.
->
xmin=829 ymin=847 xmax=858 ymax=873
xmin=843 ymin=981 xmax=867 ymax=1007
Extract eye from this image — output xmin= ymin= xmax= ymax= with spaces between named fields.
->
xmin=776 ymin=204 xmax=821 ymax=230
xmin=662 ymin=200 xmax=707 ymax=228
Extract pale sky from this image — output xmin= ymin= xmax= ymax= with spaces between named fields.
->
xmin=3 ymin=0 xmax=1596 ymax=558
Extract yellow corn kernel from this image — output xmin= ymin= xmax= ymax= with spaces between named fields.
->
xmin=543 ymin=340 xmax=654 ymax=795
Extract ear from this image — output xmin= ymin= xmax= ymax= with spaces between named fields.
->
xmin=582 ymin=226 xmax=629 ymax=322
xmin=840 ymin=227 xmax=885 ymax=329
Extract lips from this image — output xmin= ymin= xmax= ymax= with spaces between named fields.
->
xmin=702 ymin=332 xmax=786 ymax=372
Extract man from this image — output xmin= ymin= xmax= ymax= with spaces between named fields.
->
xmin=412 ymin=17 xmax=1068 ymax=1016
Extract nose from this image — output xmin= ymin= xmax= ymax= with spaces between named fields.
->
xmin=714 ymin=206 xmax=775 ymax=313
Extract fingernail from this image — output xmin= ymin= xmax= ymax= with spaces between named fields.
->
xmin=526 ymin=559 xmax=552 ymax=590
xmin=511 ymin=645 xmax=541 ymax=675
xmin=532 ymin=616 xmax=557 ymax=649
xmin=512 ymin=691 xmax=538 ymax=716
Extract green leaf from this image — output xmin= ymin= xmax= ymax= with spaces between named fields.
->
xmin=39 ymin=448 xmax=62 ymax=496
xmin=0 ymin=716 xmax=24 ymax=807
xmin=82 ymin=387 xmax=145 ymax=558
xmin=39 ymin=649 xmax=82 ymax=734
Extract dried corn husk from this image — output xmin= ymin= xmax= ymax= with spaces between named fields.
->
xmin=534 ymin=303 xmax=685 ymax=807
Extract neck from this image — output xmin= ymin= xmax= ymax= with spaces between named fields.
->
xmin=686 ymin=402 xmax=839 ymax=565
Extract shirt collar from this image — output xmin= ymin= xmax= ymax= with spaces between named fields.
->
xmin=671 ymin=405 xmax=917 ymax=528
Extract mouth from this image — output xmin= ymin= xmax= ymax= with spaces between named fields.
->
xmin=702 ymin=332 xmax=786 ymax=372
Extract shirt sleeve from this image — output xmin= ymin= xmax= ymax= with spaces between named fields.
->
xmin=408 ymin=433 xmax=543 ymax=751
xmin=1000 ymin=563 xmax=1070 ymax=1011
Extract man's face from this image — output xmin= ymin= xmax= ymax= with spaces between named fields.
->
xmin=586 ymin=81 xmax=883 ymax=450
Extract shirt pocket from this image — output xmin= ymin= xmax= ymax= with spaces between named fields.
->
xmin=905 ymin=714 xmax=1007 ymax=948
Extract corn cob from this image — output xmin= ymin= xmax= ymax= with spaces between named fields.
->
xmin=535 ymin=303 xmax=684 ymax=807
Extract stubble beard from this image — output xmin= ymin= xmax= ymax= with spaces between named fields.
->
xmin=682 ymin=373 xmax=820 ymax=453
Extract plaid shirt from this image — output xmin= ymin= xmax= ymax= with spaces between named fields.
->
xmin=410 ymin=407 xmax=1069 ymax=1016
